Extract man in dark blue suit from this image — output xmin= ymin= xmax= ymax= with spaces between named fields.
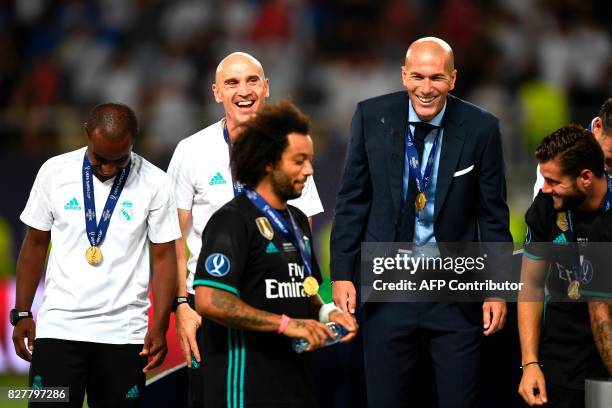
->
xmin=330 ymin=37 xmax=513 ymax=407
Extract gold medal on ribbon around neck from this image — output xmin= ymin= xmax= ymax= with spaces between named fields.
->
xmin=415 ymin=192 xmax=427 ymax=212
xmin=303 ymin=276 xmax=319 ymax=297
xmin=85 ymin=246 xmax=103 ymax=266
xmin=567 ymin=280 xmax=581 ymax=300
xmin=556 ymin=212 xmax=569 ymax=232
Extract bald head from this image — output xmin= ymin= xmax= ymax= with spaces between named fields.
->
xmin=215 ymin=52 xmax=266 ymax=84
xmin=401 ymin=37 xmax=457 ymax=121
xmin=212 ymin=52 xmax=270 ymax=139
xmin=405 ymin=37 xmax=455 ymax=72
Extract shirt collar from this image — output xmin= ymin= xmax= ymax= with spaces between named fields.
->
xmin=408 ymin=99 xmax=447 ymax=126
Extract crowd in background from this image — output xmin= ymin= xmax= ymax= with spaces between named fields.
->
xmin=0 ymin=0 xmax=610 ymax=273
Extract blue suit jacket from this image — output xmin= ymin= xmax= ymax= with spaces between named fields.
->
xmin=330 ymin=92 xmax=512 ymax=282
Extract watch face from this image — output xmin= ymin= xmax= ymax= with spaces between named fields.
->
xmin=173 ymin=297 xmax=189 ymax=312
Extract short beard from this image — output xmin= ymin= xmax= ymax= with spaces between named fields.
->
xmin=269 ymin=167 xmax=300 ymax=202
xmin=557 ymin=182 xmax=587 ymax=210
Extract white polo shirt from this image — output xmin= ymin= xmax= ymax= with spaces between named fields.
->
xmin=20 ymin=147 xmax=180 ymax=344
xmin=167 ymin=120 xmax=324 ymax=294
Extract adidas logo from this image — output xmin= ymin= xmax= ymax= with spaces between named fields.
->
xmin=553 ymin=234 xmax=568 ymax=245
xmin=125 ymin=385 xmax=139 ymax=399
xmin=209 ymin=172 xmax=227 ymax=185
xmin=32 ymin=375 xmax=43 ymax=390
xmin=266 ymin=242 xmax=279 ymax=254
xmin=64 ymin=198 xmax=82 ymax=210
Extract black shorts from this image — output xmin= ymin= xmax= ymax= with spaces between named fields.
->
xmin=545 ymin=383 xmax=585 ymax=408
xmin=28 ymin=338 xmax=146 ymax=408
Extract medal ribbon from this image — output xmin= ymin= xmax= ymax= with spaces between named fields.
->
xmin=223 ymin=122 xmax=243 ymax=197
xmin=403 ymin=122 xmax=440 ymax=203
xmin=566 ymin=174 xmax=612 ymax=281
xmin=243 ymin=188 xmax=312 ymax=278
xmin=82 ymin=153 xmax=131 ymax=248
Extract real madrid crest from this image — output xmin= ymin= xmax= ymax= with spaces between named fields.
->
xmin=556 ymin=212 xmax=569 ymax=232
xmin=255 ymin=217 xmax=274 ymax=240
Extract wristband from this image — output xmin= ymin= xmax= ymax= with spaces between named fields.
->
xmin=520 ymin=361 xmax=541 ymax=369
xmin=319 ymin=303 xmax=342 ymax=323
xmin=277 ymin=314 xmax=291 ymax=334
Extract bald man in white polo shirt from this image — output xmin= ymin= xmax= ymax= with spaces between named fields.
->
xmin=167 ymin=52 xmax=324 ymax=407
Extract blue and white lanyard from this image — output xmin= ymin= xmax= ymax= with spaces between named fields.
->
xmin=82 ymin=153 xmax=131 ymax=248
xmin=243 ymin=188 xmax=312 ymax=278
xmin=403 ymin=123 xmax=440 ymax=207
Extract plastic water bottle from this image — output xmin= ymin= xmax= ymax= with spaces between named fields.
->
xmin=291 ymin=322 xmax=349 ymax=353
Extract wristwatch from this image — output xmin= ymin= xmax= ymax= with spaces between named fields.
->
xmin=172 ymin=296 xmax=189 ymax=312
xmin=9 ymin=309 xmax=33 ymax=326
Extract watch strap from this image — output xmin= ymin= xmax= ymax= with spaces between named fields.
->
xmin=172 ymin=296 xmax=189 ymax=312
xmin=10 ymin=309 xmax=33 ymax=326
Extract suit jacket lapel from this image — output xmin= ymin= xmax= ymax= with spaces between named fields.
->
xmin=384 ymin=99 xmax=408 ymax=219
xmin=434 ymin=97 xmax=466 ymax=221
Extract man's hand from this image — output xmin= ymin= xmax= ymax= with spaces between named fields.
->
xmin=12 ymin=318 xmax=36 ymax=362
xmin=328 ymin=310 xmax=358 ymax=343
xmin=483 ymin=299 xmax=506 ymax=335
xmin=140 ymin=327 xmax=168 ymax=373
xmin=282 ymin=318 xmax=335 ymax=352
xmin=175 ymin=302 xmax=202 ymax=367
xmin=332 ymin=280 xmax=356 ymax=314
xmin=518 ymin=364 xmax=548 ymax=406
xmin=13 ymin=227 xmax=49 ymax=363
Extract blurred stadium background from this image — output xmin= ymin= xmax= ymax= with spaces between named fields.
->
xmin=0 ymin=0 xmax=609 ymax=395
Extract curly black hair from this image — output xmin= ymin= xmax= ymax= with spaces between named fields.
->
xmin=231 ymin=100 xmax=310 ymax=187
xmin=85 ymin=102 xmax=139 ymax=140
xmin=535 ymin=124 xmax=604 ymax=178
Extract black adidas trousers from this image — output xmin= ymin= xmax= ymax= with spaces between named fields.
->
xmin=28 ymin=338 xmax=146 ymax=408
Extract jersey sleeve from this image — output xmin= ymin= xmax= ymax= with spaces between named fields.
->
xmin=193 ymin=208 xmax=248 ymax=296
xmin=147 ymin=173 xmax=181 ymax=243
xmin=167 ymin=140 xmax=196 ymax=210
xmin=20 ymin=161 xmax=54 ymax=231
xmin=523 ymin=192 xmax=552 ymax=260
xmin=287 ymin=175 xmax=324 ymax=217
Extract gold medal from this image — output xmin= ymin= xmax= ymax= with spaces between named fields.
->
xmin=85 ymin=246 xmax=103 ymax=266
xmin=415 ymin=192 xmax=427 ymax=212
xmin=556 ymin=212 xmax=569 ymax=232
xmin=303 ymin=276 xmax=319 ymax=297
xmin=567 ymin=280 xmax=581 ymax=300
